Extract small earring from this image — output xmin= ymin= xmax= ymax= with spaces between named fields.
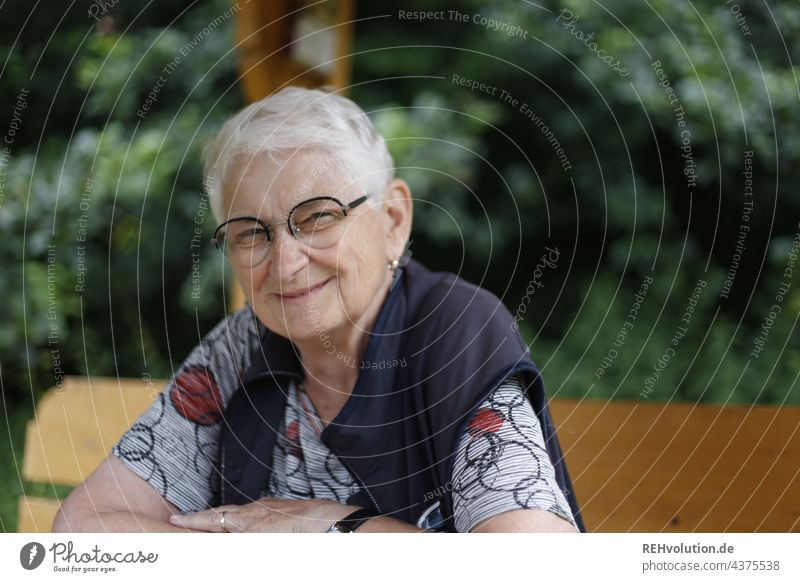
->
xmin=388 ymin=258 xmax=400 ymax=271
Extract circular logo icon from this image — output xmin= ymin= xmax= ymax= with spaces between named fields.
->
xmin=20 ymin=542 xmax=46 ymax=570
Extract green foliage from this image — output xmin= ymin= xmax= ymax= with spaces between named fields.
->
xmin=354 ymin=0 xmax=800 ymax=404
xmin=2 ymin=0 xmax=799 ymax=416
xmin=1 ymin=0 xmax=241 ymax=401
xmin=0 ymin=398 xmax=31 ymax=533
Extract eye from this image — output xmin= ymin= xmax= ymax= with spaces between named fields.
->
xmin=233 ymin=226 xmax=268 ymax=247
xmin=294 ymin=211 xmax=340 ymax=232
xmin=300 ymin=211 xmax=337 ymax=224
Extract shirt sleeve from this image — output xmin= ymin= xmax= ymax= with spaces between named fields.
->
xmin=450 ymin=375 xmax=578 ymax=532
xmin=111 ymin=306 xmax=263 ymax=513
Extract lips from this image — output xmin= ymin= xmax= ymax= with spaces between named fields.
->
xmin=274 ymin=277 xmax=331 ymax=301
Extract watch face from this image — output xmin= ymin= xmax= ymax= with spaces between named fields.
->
xmin=326 ymin=519 xmax=351 ymax=533
xmin=415 ymin=500 xmax=445 ymax=530
xmin=327 ymin=508 xmax=377 ymax=533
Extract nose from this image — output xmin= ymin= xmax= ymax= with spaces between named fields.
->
xmin=266 ymin=226 xmax=309 ymax=281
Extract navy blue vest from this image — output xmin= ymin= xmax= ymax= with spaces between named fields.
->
xmin=218 ymin=259 xmax=585 ymax=532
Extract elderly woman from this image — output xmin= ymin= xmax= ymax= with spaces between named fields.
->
xmin=53 ymin=87 xmax=583 ymax=533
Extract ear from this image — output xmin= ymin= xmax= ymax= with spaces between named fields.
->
xmin=380 ymin=178 xmax=413 ymax=260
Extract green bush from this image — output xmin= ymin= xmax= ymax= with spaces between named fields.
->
xmin=353 ymin=0 xmax=800 ymax=404
xmin=1 ymin=1 xmax=241 ymax=402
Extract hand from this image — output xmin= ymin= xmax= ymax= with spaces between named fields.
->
xmin=168 ymin=497 xmax=359 ymax=533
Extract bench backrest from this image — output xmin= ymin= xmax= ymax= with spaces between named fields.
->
xmin=550 ymin=397 xmax=800 ymax=532
xmin=18 ymin=376 xmax=800 ymax=532
xmin=18 ymin=376 xmax=164 ymax=532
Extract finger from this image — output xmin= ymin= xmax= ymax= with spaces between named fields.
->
xmin=210 ymin=505 xmax=244 ymax=532
xmin=169 ymin=510 xmax=229 ymax=533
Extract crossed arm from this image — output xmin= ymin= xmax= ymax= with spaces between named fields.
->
xmin=52 ymin=454 xmax=575 ymax=533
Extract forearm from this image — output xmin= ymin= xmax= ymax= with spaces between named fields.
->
xmin=54 ymin=455 xmax=191 ymax=533
xmin=316 ymin=503 xmax=424 ymax=533
xmin=53 ymin=509 xmax=189 ymax=533
xmin=355 ymin=514 xmax=423 ymax=533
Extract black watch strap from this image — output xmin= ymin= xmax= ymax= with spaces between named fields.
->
xmin=326 ymin=507 xmax=379 ymax=533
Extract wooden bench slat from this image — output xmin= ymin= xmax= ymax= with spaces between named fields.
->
xmin=17 ymin=495 xmax=61 ymax=534
xmin=22 ymin=376 xmax=166 ymax=486
xmin=550 ymin=398 xmax=800 ymax=532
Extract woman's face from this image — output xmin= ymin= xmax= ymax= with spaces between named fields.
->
xmin=220 ymin=149 xmax=410 ymax=346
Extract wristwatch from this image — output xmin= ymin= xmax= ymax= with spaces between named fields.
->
xmin=326 ymin=507 xmax=379 ymax=533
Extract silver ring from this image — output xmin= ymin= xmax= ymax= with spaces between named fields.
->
xmin=219 ymin=510 xmax=229 ymax=533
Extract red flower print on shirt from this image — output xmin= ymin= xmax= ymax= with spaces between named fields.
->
xmin=468 ymin=408 xmax=505 ymax=436
xmin=286 ymin=420 xmax=304 ymax=460
xmin=170 ymin=364 xmax=223 ymax=426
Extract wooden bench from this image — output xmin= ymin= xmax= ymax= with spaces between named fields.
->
xmin=18 ymin=376 xmax=166 ymax=533
xmin=550 ymin=398 xmax=800 ymax=532
xmin=18 ymin=376 xmax=800 ymax=532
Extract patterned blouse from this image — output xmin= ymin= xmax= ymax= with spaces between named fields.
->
xmin=112 ymin=306 xmax=575 ymax=532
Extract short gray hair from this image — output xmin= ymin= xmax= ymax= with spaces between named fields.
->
xmin=202 ymin=87 xmax=395 ymax=222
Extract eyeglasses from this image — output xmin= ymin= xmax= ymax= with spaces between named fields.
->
xmin=211 ymin=194 xmax=370 ymax=269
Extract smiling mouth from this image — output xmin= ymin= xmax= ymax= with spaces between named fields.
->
xmin=274 ymin=277 xmax=332 ymax=301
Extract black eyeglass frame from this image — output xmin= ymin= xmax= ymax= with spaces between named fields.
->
xmin=211 ymin=193 xmax=371 ymax=253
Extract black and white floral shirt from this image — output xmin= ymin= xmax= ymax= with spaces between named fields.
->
xmin=112 ymin=307 xmax=575 ymax=532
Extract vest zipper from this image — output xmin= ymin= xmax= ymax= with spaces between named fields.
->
xmin=302 ymin=380 xmax=383 ymax=513
xmin=220 ymin=437 xmax=227 ymax=504
xmin=326 ymin=441 xmax=382 ymax=513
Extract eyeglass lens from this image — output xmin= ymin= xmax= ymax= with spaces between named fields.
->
xmin=218 ymin=197 xmax=352 ymax=268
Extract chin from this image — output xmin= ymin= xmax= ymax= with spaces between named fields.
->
xmin=251 ymin=280 xmax=355 ymax=342
xmin=277 ymin=305 xmax=344 ymax=343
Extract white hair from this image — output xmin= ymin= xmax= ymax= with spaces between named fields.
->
xmin=202 ymin=87 xmax=395 ymax=222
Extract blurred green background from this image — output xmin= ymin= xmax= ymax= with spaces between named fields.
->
xmin=1 ymin=0 xmax=799 ymax=531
